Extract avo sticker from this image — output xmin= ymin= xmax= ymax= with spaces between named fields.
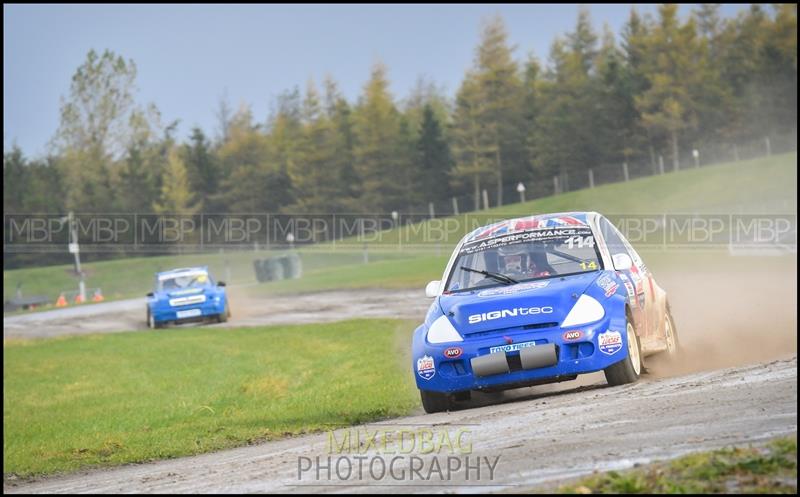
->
xmin=443 ymin=347 xmax=463 ymax=359
xmin=562 ymin=330 xmax=583 ymax=341
xmin=417 ymin=355 xmax=435 ymax=380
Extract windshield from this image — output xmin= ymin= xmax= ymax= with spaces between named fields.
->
xmin=157 ymin=271 xmax=213 ymax=292
xmin=445 ymin=226 xmax=602 ymax=293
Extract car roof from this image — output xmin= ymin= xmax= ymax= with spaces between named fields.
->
xmin=463 ymin=211 xmax=599 ymax=243
xmin=156 ymin=266 xmax=209 ymax=277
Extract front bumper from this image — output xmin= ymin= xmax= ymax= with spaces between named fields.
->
xmin=151 ymin=298 xmax=226 ymax=324
xmin=413 ymin=315 xmax=629 ymax=393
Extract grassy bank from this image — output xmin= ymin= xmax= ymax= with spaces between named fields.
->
xmin=557 ymin=435 xmax=797 ymax=494
xmin=3 ymin=319 xmax=418 ymax=476
xmin=4 ymin=152 xmax=796 ymax=305
xmin=3 ymin=249 xmax=412 ymax=308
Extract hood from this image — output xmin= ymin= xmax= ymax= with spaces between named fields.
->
xmin=438 ymin=272 xmax=599 ymax=335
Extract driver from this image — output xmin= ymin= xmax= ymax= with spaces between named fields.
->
xmin=498 ymin=245 xmax=551 ymax=278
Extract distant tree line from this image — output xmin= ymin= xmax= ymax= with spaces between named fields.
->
xmin=4 ymin=5 xmax=796 ymax=220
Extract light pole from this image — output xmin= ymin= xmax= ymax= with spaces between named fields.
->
xmin=63 ymin=212 xmax=86 ymax=302
xmin=286 ymin=232 xmax=295 ymax=250
xmin=516 ymin=182 xmax=526 ymax=203
xmin=391 ymin=211 xmax=398 ymax=229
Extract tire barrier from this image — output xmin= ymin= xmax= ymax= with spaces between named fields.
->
xmin=253 ymin=253 xmax=303 ymax=283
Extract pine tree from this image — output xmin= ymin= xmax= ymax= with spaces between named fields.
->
xmin=215 ymin=105 xmax=273 ymax=212
xmin=323 ymin=76 xmax=360 ymax=210
xmin=117 ymin=145 xmax=155 ymax=212
xmin=3 ymin=147 xmax=28 ymax=213
xmin=183 ymin=128 xmax=219 ymax=211
xmin=352 ymin=63 xmax=409 ymax=212
xmin=535 ymin=10 xmax=603 ymax=191
xmin=153 ymin=147 xmax=197 ymax=214
xmin=621 ymin=8 xmax=657 ymax=166
xmin=416 ymin=105 xmax=454 ymax=204
xmin=450 ymin=72 xmax=493 ymax=210
xmin=635 ymin=4 xmax=704 ymax=170
xmin=473 ymin=15 xmax=525 ymax=205
xmin=594 ymin=25 xmax=637 ymax=165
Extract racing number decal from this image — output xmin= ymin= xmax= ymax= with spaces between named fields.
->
xmin=579 ymin=260 xmax=598 ymax=270
xmin=565 ymin=235 xmax=594 ymax=250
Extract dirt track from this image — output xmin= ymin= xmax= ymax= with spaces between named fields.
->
xmin=5 ymin=356 xmax=796 ymax=493
xmin=2 ymin=288 xmax=430 ymax=340
xmin=4 ymin=259 xmax=798 ymax=493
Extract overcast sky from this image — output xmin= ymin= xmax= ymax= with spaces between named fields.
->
xmin=4 ymin=4 xmax=749 ymax=158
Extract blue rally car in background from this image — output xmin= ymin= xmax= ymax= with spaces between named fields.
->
xmin=146 ymin=267 xmax=230 ymax=329
xmin=413 ymin=212 xmax=679 ymax=413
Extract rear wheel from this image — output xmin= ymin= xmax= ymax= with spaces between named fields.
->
xmin=663 ymin=305 xmax=680 ymax=359
xmin=604 ymin=321 xmax=642 ymax=386
xmin=147 ymin=308 xmax=163 ymax=329
xmin=420 ymin=389 xmax=454 ymax=414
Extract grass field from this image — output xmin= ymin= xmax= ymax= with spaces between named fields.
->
xmin=3 ymin=319 xmax=419 ymax=476
xmin=2 ymin=249 xmax=413 ymax=309
xmin=4 ymin=152 xmax=796 ymax=306
xmin=556 ymin=435 xmax=797 ymax=494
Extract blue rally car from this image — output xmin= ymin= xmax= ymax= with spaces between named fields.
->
xmin=412 ymin=212 xmax=679 ymax=413
xmin=146 ymin=267 xmax=230 ymax=329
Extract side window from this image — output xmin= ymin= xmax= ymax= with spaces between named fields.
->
xmin=620 ymin=233 xmax=646 ymax=269
xmin=600 ymin=217 xmax=645 ymax=269
xmin=599 ymin=217 xmax=629 ymax=259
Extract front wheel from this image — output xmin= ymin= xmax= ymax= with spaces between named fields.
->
xmin=420 ymin=389 xmax=454 ymax=414
xmin=604 ymin=321 xmax=642 ymax=386
xmin=217 ymin=301 xmax=229 ymax=323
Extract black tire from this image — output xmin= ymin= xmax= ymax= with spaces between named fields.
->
xmin=604 ymin=321 xmax=642 ymax=386
xmin=147 ymin=309 xmax=164 ymax=329
xmin=420 ymin=389 xmax=453 ymax=414
xmin=217 ymin=301 xmax=229 ymax=323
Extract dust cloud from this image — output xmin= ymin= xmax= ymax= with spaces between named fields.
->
xmin=645 ymin=254 xmax=797 ymax=377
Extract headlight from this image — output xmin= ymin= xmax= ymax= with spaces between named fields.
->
xmin=561 ymin=295 xmax=605 ymax=327
xmin=426 ymin=315 xmax=463 ymax=344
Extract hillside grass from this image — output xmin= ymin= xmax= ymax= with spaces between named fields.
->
xmin=4 ymin=152 xmax=795 ymax=306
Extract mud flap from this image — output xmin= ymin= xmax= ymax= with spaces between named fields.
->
xmin=520 ymin=343 xmax=558 ymax=370
xmin=471 ymin=352 xmax=510 ymax=377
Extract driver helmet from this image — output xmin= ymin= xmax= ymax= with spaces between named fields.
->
xmin=498 ymin=245 xmax=529 ymax=274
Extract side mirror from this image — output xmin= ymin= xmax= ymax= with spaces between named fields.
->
xmin=217 ymin=281 xmax=226 ymax=287
xmin=612 ymin=253 xmax=633 ymax=271
xmin=146 ymin=292 xmax=154 ymax=297
xmin=425 ymin=280 xmax=441 ymax=298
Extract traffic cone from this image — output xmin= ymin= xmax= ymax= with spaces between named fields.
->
xmin=92 ymin=288 xmax=105 ymax=302
xmin=56 ymin=294 xmax=68 ymax=307
xmin=74 ymin=293 xmax=85 ymax=304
